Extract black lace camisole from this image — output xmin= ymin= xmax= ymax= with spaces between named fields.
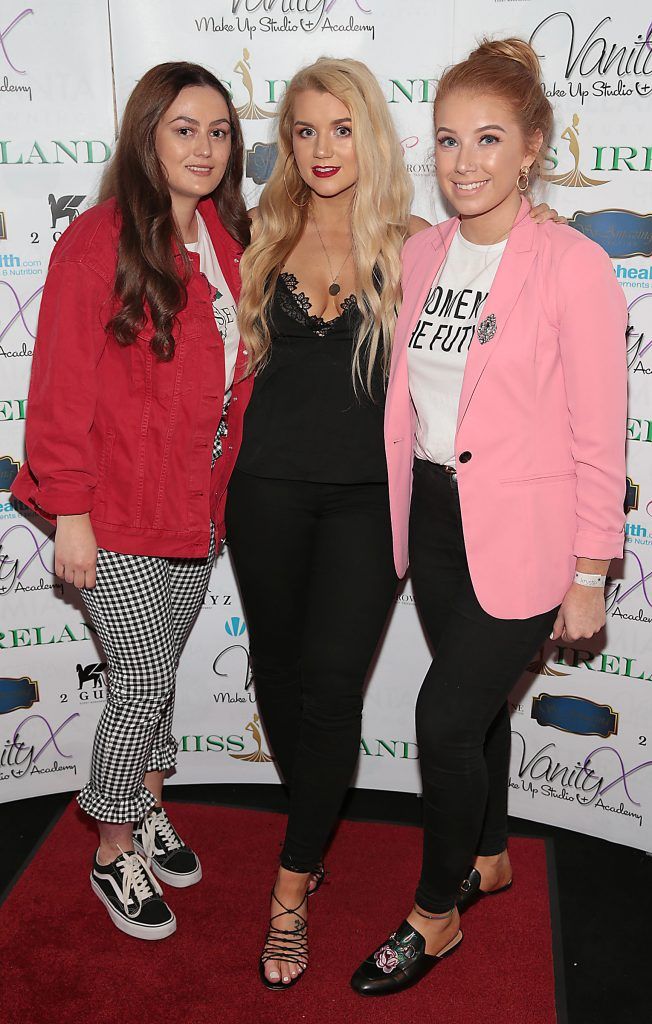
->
xmin=236 ymin=272 xmax=388 ymax=484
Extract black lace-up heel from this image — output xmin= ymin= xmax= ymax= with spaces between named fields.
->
xmin=278 ymin=845 xmax=326 ymax=897
xmin=259 ymin=888 xmax=309 ymax=990
xmin=308 ymin=862 xmax=326 ymax=895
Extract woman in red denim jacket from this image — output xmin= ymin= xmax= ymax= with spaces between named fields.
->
xmin=12 ymin=62 xmax=253 ymax=940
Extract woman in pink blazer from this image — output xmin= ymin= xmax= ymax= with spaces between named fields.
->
xmin=351 ymin=38 xmax=627 ymax=997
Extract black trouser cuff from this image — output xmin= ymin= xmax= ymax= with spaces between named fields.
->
xmin=280 ymin=850 xmax=320 ymax=875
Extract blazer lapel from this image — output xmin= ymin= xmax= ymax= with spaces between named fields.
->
xmin=391 ymin=218 xmax=459 ymax=387
xmin=456 ymin=199 xmax=537 ymax=431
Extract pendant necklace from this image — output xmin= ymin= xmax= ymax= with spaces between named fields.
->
xmin=311 ymin=211 xmax=353 ymax=297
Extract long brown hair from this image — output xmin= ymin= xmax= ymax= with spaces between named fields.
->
xmin=100 ymin=62 xmax=249 ymax=360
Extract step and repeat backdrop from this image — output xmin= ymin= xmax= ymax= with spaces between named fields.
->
xmin=1 ymin=0 xmax=651 ymax=852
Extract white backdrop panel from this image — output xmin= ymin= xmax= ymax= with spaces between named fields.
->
xmin=1 ymin=0 xmax=117 ymax=800
xmin=1 ymin=0 xmax=650 ymax=853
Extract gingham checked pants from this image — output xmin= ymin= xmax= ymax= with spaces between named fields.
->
xmin=76 ymin=532 xmax=215 ymax=823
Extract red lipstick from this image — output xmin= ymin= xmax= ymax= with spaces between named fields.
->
xmin=312 ymin=166 xmax=340 ymax=178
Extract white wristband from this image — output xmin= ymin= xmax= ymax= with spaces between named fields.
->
xmin=574 ymin=571 xmax=607 ymax=589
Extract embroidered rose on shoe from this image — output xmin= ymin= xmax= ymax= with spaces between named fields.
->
xmin=374 ymin=944 xmax=400 ymax=973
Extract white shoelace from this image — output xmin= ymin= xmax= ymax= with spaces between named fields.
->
xmin=140 ymin=809 xmax=183 ymax=866
xmin=116 ymin=849 xmax=163 ymax=918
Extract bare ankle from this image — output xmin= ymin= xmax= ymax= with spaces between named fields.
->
xmin=475 ymin=850 xmax=506 ymax=865
xmin=408 ymin=904 xmax=459 ymax=955
xmin=96 ymin=824 xmax=134 ymax=866
xmin=97 ymin=845 xmax=122 ymax=866
xmin=473 ymin=850 xmax=512 ymax=890
xmin=276 ymin=867 xmax=310 ymax=895
xmin=411 ymin=904 xmax=458 ymax=931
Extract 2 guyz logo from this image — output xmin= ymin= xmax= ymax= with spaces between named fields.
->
xmin=76 ymin=663 xmax=107 ymax=703
xmin=48 ymin=194 xmax=85 ymax=229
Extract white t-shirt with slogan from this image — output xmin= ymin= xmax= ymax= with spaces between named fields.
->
xmin=407 ymin=227 xmax=507 ymax=467
xmin=186 ymin=211 xmax=240 ymax=396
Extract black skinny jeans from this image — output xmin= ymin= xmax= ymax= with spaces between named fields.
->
xmin=225 ymin=469 xmax=398 ymax=872
xmin=410 ymin=459 xmax=558 ymax=913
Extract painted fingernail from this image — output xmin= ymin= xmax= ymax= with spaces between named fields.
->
xmin=549 ymin=632 xmax=554 ymax=639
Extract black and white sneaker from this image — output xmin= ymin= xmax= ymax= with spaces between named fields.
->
xmin=90 ymin=849 xmax=177 ymax=940
xmin=133 ymin=807 xmax=202 ymax=888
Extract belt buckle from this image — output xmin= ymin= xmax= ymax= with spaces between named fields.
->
xmin=442 ymin=464 xmax=458 ymax=488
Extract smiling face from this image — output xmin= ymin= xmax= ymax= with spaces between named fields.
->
xmin=155 ymin=84 xmax=232 ymax=202
xmin=291 ymin=89 xmax=358 ymax=199
xmin=435 ymin=90 xmax=542 ymax=234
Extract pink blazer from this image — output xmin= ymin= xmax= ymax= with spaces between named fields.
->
xmin=385 ymin=197 xmax=628 ymax=619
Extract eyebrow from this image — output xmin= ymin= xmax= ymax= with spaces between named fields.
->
xmin=294 ymin=117 xmax=352 ymax=127
xmin=437 ymin=123 xmax=506 ymax=133
xmin=168 ymin=115 xmax=231 ymax=127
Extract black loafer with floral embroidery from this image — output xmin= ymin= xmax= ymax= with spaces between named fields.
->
xmin=350 ymin=920 xmax=463 ymax=996
xmin=457 ymin=866 xmax=513 ymax=911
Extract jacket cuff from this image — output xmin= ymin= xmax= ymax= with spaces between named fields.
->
xmin=35 ymin=486 xmax=94 ymax=517
xmin=573 ymin=528 xmax=624 ymax=561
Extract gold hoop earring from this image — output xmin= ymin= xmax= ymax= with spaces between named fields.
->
xmin=283 ymin=153 xmax=309 ymax=208
xmin=517 ymin=166 xmax=530 ymax=193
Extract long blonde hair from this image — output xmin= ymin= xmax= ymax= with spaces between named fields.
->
xmin=238 ymin=57 xmax=413 ymax=393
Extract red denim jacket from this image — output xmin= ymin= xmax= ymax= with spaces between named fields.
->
xmin=12 ymin=197 xmax=253 ymax=557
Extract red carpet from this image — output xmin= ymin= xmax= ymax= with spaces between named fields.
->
xmin=1 ymin=802 xmax=558 ymax=1024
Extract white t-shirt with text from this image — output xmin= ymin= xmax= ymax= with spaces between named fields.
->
xmin=186 ymin=211 xmax=240 ymax=396
xmin=407 ymin=227 xmax=507 ymax=467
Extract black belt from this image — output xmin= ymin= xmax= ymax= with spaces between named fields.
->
xmin=434 ymin=463 xmax=458 ymax=488
xmin=416 ymin=460 xmax=458 ymax=488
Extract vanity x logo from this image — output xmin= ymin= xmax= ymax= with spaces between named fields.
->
xmin=0 ymin=8 xmax=34 ymax=74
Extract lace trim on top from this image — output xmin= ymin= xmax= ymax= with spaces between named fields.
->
xmin=279 ymin=271 xmax=357 ymax=337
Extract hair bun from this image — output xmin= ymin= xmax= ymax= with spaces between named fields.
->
xmin=470 ymin=37 xmax=542 ymax=81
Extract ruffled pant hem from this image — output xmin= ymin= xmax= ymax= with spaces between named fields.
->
xmin=145 ymin=738 xmax=178 ymax=773
xmin=77 ymin=784 xmax=158 ymax=824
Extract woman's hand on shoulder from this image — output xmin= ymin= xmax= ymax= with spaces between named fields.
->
xmin=55 ymin=513 xmax=98 ymax=589
xmin=407 ymin=214 xmax=431 ymax=238
xmin=248 ymin=207 xmax=261 ymax=243
xmin=530 ymin=202 xmax=567 ymax=225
